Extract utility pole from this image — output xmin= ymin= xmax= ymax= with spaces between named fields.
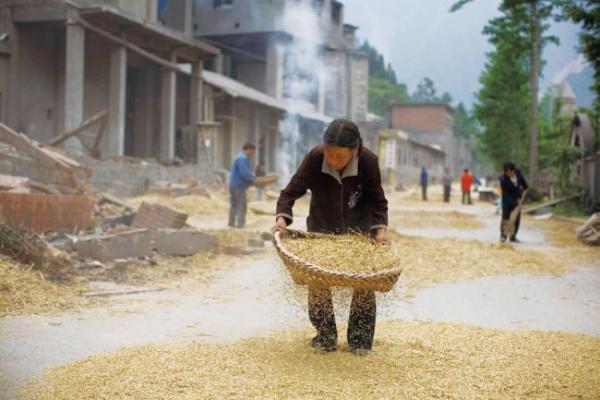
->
xmin=528 ymin=0 xmax=541 ymax=188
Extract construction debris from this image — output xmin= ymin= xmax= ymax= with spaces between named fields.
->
xmin=156 ymin=229 xmax=218 ymax=256
xmin=74 ymin=229 xmax=152 ymax=262
xmin=147 ymin=179 xmax=211 ymax=197
xmin=0 ymin=122 xmax=91 ymax=194
xmin=0 ymin=192 xmax=96 ymax=233
xmin=132 ymin=201 xmax=188 ymax=232
xmin=576 ymin=213 xmax=600 ymax=246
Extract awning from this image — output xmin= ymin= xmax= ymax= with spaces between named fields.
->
xmin=202 ymin=70 xmax=286 ymax=112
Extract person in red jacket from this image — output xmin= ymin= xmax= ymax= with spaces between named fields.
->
xmin=461 ymin=168 xmax=473 ymax=205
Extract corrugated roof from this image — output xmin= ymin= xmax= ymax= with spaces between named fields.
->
xmin=202 ymin=70 xmax=286 ymax=112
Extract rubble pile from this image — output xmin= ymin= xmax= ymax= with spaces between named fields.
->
xmin=576 ymin=213 xmax=600 ymax=246
xmin=0 ymin=120 xmax=272 ymax=307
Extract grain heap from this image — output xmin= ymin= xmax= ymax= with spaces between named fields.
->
xmin=281 ymin=234 xmax=400 ymax=274
xmin=20 ymin=320 xmax=600 ymax=399
xmin=389 ymin=210 xmax=484 ymax=230
xmin=0 ymin=255 xmax=93 ymax=316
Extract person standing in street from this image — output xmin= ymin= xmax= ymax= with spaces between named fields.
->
xmin=461 ymin=168 xmax=473 ymax=205
xmin=442 ymin=167 xmax=452 ymax=203
xmin=273 ymin=118 xmax=388 ymax=355
xmin=420 ymin=166 xmax=429 ymax=201
xmin=228 ymin=142 xmax=256 ymax=228
xmin=499 ymin=162 xmax=528 ymax=243
xmin=255 ymin=160 xmax=266 ymax=201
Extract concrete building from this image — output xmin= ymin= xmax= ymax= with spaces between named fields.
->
xmin=378 ymin=128 xmax=446 ymax=188
xmin=186 ymin=0 xmax=368 ymax=121
xmin=389 ymin=103 xmax=475 ymax=176
xmin=0 ymin=0 xmax=219 ymax=164
xmin=157 ymin=0 xmax=368 ymax=176
xmin=202 ymin=70 xmax=285 ymax=172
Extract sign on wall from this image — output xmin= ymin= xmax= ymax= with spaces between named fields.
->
xmin=385 ymin=139 xmax=396 ymax=169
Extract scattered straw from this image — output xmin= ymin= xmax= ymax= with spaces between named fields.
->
xmin=282 ymin=234 xmax=400 ymax=274
xmin=529 ymin=217 xmax=600 ymax=266
xmin=129 ymin=193 xmax=230 ymax=218
xmin=390 ymin=210 xmax=484 ymax=229
xmin=387 ymin=231 xmax=597 ymax=298
xmin=20 ymin=320 xmax=600 ymax=399
xmin=0 ymin=256 xmax=95 ymax=316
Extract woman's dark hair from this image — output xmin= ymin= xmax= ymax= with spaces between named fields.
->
xmin=503 ymin=162 xmax=516 ymax=173
xmin=323 ymin=119 xmax=362 ymax=149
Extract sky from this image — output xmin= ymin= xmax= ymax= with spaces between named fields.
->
xmin=342 ymin=0 xmax=584 ymax=108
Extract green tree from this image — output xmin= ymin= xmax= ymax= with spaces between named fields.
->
xmin=452 ymin=0 xmax=562 ymax=187
xmin=411 ymin=77 xmax=437 ymax=102
xmin=360 ymin=41 xmax=411 ymax=115
xmin=454 ymin=102 xmax=479 ymax=139
xmin=472 ymin=4 xmax=532 ymax=171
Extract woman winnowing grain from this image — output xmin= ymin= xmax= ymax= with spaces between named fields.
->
xmin=273 ymin=119 xmax=389 ymax=355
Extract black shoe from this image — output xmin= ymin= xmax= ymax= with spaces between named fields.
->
xmin=509 ymin=237 xmax=520 ymax=243
xmin=311 ymin=336 xmax=336 ymax=352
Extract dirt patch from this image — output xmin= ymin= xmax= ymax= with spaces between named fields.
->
xmin=20 ymin=320 xmax=600 ymax=399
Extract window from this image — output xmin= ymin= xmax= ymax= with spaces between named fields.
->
xmin=331 ymin=1 xmax=342 ymax=25
xmin=213 ymin=0 xmax=233 ymax=10
xmin=313 ymin=0 xmax=324 ymax=15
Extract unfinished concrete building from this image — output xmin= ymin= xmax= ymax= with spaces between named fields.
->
xmin=189 ymin=0 xmax=367 ymax=119
xmin=159 ymin=0 xmax=367 ymax=172
xmin=0 ymin=0 xmax=219 ymax=166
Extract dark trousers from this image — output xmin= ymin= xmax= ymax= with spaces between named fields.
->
xmin=462 ymin=191 xmax=472 ymax=205
xmin=228 ymin=187 xmax=247 ymax=228
xmin=308 ymin=286 xmax=376 ymax=350
xmin=443 ymin=185 xmax=451 ymax=202
xmin=501 ymin=204 xmax=521 ymax=240
xmin=421 ymin=184 xmax=428 ymax=201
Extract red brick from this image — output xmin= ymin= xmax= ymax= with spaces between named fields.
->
xmin=0 ymin=192 xmax=95 ymax=233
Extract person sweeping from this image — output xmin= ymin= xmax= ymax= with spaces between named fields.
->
xmin=499 ymin=162 xmax=528 ymax=243
xmin=273 ymin=119 xmax=388 ymax=355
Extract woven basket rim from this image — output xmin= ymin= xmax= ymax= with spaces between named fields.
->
xmin=272 ymin=229 xmax=403 ymax=281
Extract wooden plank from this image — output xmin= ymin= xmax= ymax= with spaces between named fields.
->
xmin=522 ymin=194 xmax=582 ymax=214
xmin=47 ymin=110 xmax=107 ymax=146
xmin=0 ymin=122 xmax=72 ymax=171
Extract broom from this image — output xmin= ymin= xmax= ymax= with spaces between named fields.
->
xmin=503 ymin=189 xmax=528 ymax=239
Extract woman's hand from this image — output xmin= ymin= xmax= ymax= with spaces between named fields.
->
xmin=271 ymin=216 xmax=288 ymax=235
xmin=374 ymin=228 xmax=389 ymax=245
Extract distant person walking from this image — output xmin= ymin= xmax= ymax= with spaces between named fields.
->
xmin=255 ymin=160 xmax=266 ymax=201
xmin=228 ymin=142 xmax=256 ymax=228
xmin=461 ymin=168 xmax=473 ymax=205
xmin=499 ymin=162 xmax=528 ymax=243
xmin=420 ymin=167 xmax=428 ymax=201
xmin=442 ymin=167 xmax=452 ymax=203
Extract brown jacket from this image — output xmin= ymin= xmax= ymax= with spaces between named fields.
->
xmin=276 ymin=145 xmax=388 ymax=234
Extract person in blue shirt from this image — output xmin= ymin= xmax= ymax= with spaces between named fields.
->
xmin=420 ymin=166 xmax=428 ymax=201
xmin=228 ymin=142 xmax=256 ymax=228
